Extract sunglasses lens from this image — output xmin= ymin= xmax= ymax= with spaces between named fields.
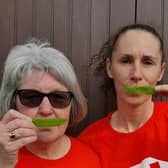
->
xmin=18 ymin=90 xmax=42 ymax=107
xmin=17 ymin=90 xmax=72 ymax=108
xmin=49 ymin=91 xmax=72 ymax=108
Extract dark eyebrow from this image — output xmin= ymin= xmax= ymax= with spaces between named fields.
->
xmin=143 ymin=55 xmax=155 ymax=58
xmin=118 ymin=53 xmax=134 ymax=58
xmin=142 ymin=55 xmax=158 ymax=61
xmin=119 ymin=53 xmax=157 ymax=59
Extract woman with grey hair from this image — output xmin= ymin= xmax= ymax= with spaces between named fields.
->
xmin=0 ymin=39 xmax=101 ymax=168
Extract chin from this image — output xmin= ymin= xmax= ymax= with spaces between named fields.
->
xmin=121 ymin=94 xmax=151 ymax=106
xmin=37 ymin=134 xmax=61 ymax=143
xmin=37 ymin=129 xmax=64 ymax=143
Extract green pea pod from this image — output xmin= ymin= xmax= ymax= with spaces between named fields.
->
xmin=124 ymin=86 xmax=156 ymax=95
xmin=32 ymin=118 xmax=67 ymax=127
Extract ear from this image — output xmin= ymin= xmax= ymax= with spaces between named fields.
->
xmin=157 ymin=62 xmax=166 ymax=82
xmin=106 ymin=58 xmax=113 ymax=78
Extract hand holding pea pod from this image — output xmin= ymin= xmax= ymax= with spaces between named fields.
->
xmin=0 ymin=110 xmax=37 ymax=168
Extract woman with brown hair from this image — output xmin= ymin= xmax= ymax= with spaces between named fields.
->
xmin=79 ymin=24 xmax=168 ymax=168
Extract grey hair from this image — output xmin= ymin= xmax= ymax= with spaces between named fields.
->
xmin=0 ymin=39 xmax=87 ymax=126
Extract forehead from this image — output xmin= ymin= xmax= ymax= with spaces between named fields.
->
xmin=19 ymin=69 xmax=67 ymax=91
xmin=116 ymin=30 xmax=161 ymax=53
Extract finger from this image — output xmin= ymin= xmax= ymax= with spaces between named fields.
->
xmin=4 ymin=135 xmax=37 ymax=152
xmin=1 ymin=109 xmax=32 ymax=124
xmin=155 ymin=85 xmax=168 ymax=98
xmin=12 ymin=128 xmax=37 ymax=139
xmin=155 ymin=85 xmax=168 ymax=92
xmin=9 ymin=135 xmax=37 ymax=150
xmin=6 ymin=118 xmax=36 ymax=132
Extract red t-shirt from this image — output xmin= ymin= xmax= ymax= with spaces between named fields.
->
xmin=78 ymin=101 xmax=168 ymax=168
xmin=15 ymin=136 xmax=101 ymax=168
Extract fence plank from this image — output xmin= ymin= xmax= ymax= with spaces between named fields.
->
xmin=15 ymin=0 xmax=33 ymax=43
xmin=0 ymin=0 xmax=15 ymax=67
xmin=53 ymin=0 xmax=72 ymax=57
xmin=110 ymin=0 xmax=135 ymax=35
xmin=35 ymin=0 xmax=52 ymax=42
xmin=136 ymin=0 xmax=163 ymax=34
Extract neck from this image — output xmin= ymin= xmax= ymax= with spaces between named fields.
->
xmin=111 ymin=98 xmax=154 ymax=133
xmin=26 ymin=135 xmax=71 ymax=160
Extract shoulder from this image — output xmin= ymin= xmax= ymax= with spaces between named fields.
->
xmin=70 ymin=136 xmax=98 ymax=152
xmin=69 ymin=136 xmax=101 ymax=167
xmin=154 ymin=101 xmax=168 ymax=107
xmin=78 ymin=113 xmax=112 ymax=142
xmin=153 ymin=101 xmax=168 ymax=123
xmin=154 ymin=101 xmax=168 ymax=113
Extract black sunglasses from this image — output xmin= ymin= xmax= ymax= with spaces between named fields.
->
xmin=15 ymin=89 xmax=73 ymax=108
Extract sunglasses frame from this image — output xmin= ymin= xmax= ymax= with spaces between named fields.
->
xmin=13 ymin=89 xmax=73 ymax=108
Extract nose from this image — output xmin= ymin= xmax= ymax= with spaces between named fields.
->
xmin=130 ymin=62 xmax=142 ymax=83
xmin=38 ymin=97 xmax=53 ymax=116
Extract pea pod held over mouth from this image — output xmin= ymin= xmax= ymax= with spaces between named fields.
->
xmin=32 ymin=118 xmax=67 ymax=127
xmin=124 ymin=86 xmax=156 ymax=95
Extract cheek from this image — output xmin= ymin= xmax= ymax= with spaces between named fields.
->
xmin=112 ymin=66 xmax=130 ymax=84
xmin=112 ymin=63 xmax=130 ymax=77
xmin=142 ymin=67 xmax=162 ymax=84
xmin=56 ymin=106 xmax=71 ymax=119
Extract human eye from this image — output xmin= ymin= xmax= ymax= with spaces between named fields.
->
xmin=142 ymin=56 xmax=155 ymax=65
xmin=119 ymin=55 xmax=133 ymax=64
